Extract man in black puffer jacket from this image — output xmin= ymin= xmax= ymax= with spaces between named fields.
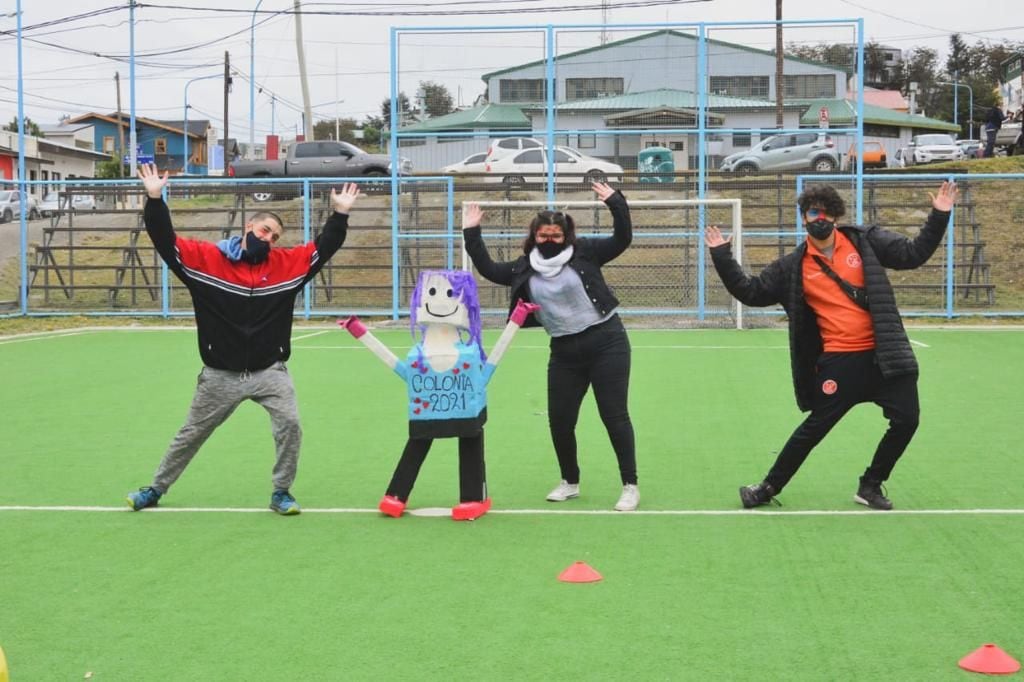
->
xmin=706 ymin=182 xmax=958 ymax=510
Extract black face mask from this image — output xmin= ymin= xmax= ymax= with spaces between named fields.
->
xmin=242 ymin=230 xmax=271 ymax=264
xmin=536 ymin=241 xmax=568 ymax=259
xmin=806 ymin=219 xmax=835 ymax=241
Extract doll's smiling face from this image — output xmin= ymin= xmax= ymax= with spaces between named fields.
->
xmin=417 ymin=273 xmax=470 ymax=330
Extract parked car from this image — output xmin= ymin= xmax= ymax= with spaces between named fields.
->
xmin=483 ymin=137 xmax=543 ymax=164
xmin=0 ymin=190 xmax=39 ymax=222
xmin=38 ymin=192 xmax=95 ymax=217
xmin=483 ymin=147 xmax=623 ymax=185
xmin=956 ymin=139 xmax=983 ymax=160
xmin=991 ymin=122 xmax=1023 ymax=156
xmin=905 ymin=134 xmax=963 ymax=165
xmin=229 ymin=140 xmax=411 ymax=201
xmin=844 ymin=141 xmax=887 ymax=169
xmin=442 ymin=152 xmax=488 ymax=175
xmin=720 ymin=132 xmax=839 ymax=173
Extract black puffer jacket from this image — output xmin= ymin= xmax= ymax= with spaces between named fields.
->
xmin=710 ymin=208 xmax=951 ymax=410
xmin=462 ymin=191 xmax=632 ymax=328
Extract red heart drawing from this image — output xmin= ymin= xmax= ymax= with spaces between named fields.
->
xmin=413 ymin=408 xmax=421 ymax=414
xmin=463 ymin=362 xmax=470 ymax=369
xmin=422 ymin=401 xmax=430 ymax=408
xmin=413 ymin=397 xmax=421 ymax=403
xmin=453 ymin=369 xmax=460 ymax=375
xmin=411 ymin=361 xmax=419 ymax=368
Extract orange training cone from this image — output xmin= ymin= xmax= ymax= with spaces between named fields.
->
xmin=558 ymin=561 xmax=602 ymax=583
xmin=958 ymin=644 xmax=1021 ymax=675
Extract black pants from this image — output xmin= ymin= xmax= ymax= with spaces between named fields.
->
xmin=386 ymin=433 xmax=486 ymax=503
xmin=547 ymin=314 xmax=637 ymax=486
xmin=764 ymin=351 xmax=919 ymax=492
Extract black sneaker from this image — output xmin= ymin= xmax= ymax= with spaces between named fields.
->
xmin=739 ymin=481 xmax=777 ymax=509
xmin=854 ymin=479 xmax=893 ymax=510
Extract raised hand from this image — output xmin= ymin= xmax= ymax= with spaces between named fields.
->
xmin=137 ymin=163 xmax=169 ymax=199
xmin=704 ymin=225 xmax=731 ymax=249
xmin=462 ymin=202 xmax=484 ymax=230
xmin=928 ymin=181 xmax=959 ymax=212
xmin=330 ymin=182 xmax=363 ymax=214
xmin=591 ymin=181 xmax=616 ymax=202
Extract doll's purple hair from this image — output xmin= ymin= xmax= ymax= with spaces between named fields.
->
xmin=409 ymin=269 xmax=486 ymax=362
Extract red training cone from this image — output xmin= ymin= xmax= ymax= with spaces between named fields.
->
xmin=558 ymin=561 xmax=602 ymax=583
xmin=958 ymin=644 xmax=1021 ymax=675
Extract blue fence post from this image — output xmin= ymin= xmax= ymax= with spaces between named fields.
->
xmin=946 ymin=174 xmax=956 ymax=319
xmin=545 ymin=24 xmax=556 ymax=206
xmin=303 ymin=179 xmax=312 ymax=320
xmin=697 ymin=23 xmax=708 ymax=321
xmin=389 ymin=27 xmax=401 ymax=320
xmin=855 ymin=19 xmax=865 ymax=225
xmin=16 ymin=0 xmax=26 ymax=316
xmin=446 ymin=176 xmax=455 ymax=270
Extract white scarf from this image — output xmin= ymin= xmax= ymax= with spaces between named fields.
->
xmin=529 ymin=245 xmax=574 ymax=278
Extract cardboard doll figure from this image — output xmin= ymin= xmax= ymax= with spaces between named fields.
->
xmin=341 ymin=270 xmax=537 ymax=521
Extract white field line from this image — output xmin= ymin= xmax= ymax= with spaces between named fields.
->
xmin=0 ymin=331 xmax=91 ymax=345
xmin=2 ymin=505 xmax=1024 ymax=517
xmin=909 ymin=338 xmax=930 ymax=347
xmin=292 ymin=329 xmax=331 ymax=341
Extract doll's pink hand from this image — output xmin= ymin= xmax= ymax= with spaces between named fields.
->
xmin=510 ymin=299 xmax=540 ymax=326
xmin=339 ymin=316 xmax=367 ymax=338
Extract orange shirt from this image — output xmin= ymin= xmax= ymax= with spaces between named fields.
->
xmin=802 ymin=230 xmax=875 ymax=352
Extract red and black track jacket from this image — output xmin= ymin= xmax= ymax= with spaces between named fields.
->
xmin=144 ymin=197 xmax=348 ymax=371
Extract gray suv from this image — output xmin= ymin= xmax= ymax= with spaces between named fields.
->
xmin=720 ymin=133 xmax=840 ymax=173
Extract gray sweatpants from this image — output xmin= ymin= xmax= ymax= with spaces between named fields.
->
xmin=151 ymin=362 xmax=302 ymax=494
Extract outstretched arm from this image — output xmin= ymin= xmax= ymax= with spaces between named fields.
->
xmin=481 ymin=300 xmax=539 ymax=383
xmin=138 ymin=163 xmax=179 ymax=268
xmin=872 ymin=181 xmax=958 ymax=270
xmin=339 ymin=317 xmax=406 ymax=378
xmin=705 ymin=225 xmax=784 ymax=307
xmin=589 ymin=181 xmax=633 ymax=265
xmin=462 ymin=202 xmax=517 ymax=285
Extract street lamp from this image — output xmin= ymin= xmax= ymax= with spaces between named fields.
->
xmin=937 ymin=79 xmax=974 ymax=139
xmin=250 ymin=0 xmax=267 ymax=160
xmin=184 ymin=74 xmax=221 ymax=175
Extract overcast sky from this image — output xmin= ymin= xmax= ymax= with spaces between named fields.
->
xmin=2 ymin=0 xmax=1022 ymax=140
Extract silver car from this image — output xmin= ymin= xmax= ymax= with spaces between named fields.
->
xmin=720 ymin=132 xmax=840 ymax=173
xmin=0 ymin=189 xmax=40 ymax=222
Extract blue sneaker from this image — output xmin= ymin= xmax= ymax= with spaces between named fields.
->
xmin=127 ymin=486 xmax=162 ymax=511
xmin=270 ymin=489 xmax=301 ymax=515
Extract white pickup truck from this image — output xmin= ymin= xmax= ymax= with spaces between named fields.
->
xmin=993 ymin=121 xmax=1023 ymax=156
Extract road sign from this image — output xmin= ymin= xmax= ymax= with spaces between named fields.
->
xmin=125 ymin=155 xmax=155 ymax=165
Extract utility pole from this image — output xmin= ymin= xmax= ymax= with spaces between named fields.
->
xmin=775 ymin=0 xmax=784 ymax=128
xmin=115 ymin=72 xmax=125 ymax=178
xmin=223 ymin=50 xmax=230 ymax=172
xmin=294 ymin=0 xmax=313 ymax=139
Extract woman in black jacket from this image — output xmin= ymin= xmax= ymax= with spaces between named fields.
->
xmin=462 ymin=182 xmax=639 ymax=511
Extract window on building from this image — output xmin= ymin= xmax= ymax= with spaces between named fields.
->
xmin=499 ymin=79 xmax=546 ymax=103
xmin=103 ymin=136 xmax=115 ymax=153
xmin=709 ymin=76 xmax=770 ymax=99
xmin=154 ymin=138 xmax=167 ymax=154
xmin=578 ymin=134 xmax=596 ymax=149
xmin=565 ymin=78 xmax=624 ymax=101
xmin=783 ymin=75 xmax=836 ymax=99
xmin=863 ymin=123 xmax=900 ymax=138
xmin=733 ymin=130 xmax=751 ymax=147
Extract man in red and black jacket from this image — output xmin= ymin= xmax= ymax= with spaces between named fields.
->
xmin=127 ymin=164 xmax=362 ymax=515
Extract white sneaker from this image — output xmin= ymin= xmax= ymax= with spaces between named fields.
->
xmin=546 ymin=480 xmax=580 ymax=502
xmin=614 ymin=484 xmax=640 ymax=512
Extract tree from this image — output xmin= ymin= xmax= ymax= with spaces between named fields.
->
xmin=313 ymin=117 xmax=361 ymax=144
xmin=4 ymin=116 xmax=42 ymax=137
xmin=95 ymin=154 xmax=128 ymax=179
xmin=417 ymin=81 xmax=455 ymax=119
xmin=379 ymin=92 xmax=411 ymax=127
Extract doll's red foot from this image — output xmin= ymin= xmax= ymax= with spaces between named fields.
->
xmin=451 ymin=497 xmax=492 ymax=521
xmin=379 ymin=495 xmax=406 ymax=518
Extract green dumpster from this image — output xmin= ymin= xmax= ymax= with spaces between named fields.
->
xmin=638 ymin=146 xmax=674 ymax=183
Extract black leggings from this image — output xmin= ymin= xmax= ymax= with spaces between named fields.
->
xmin=547 ymin=315 xmax=637 ymax=486
xmin=386 ymin=433 xmax=487 ymax=503
xmin=765 ymin=351 xmax=919 ymax=492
